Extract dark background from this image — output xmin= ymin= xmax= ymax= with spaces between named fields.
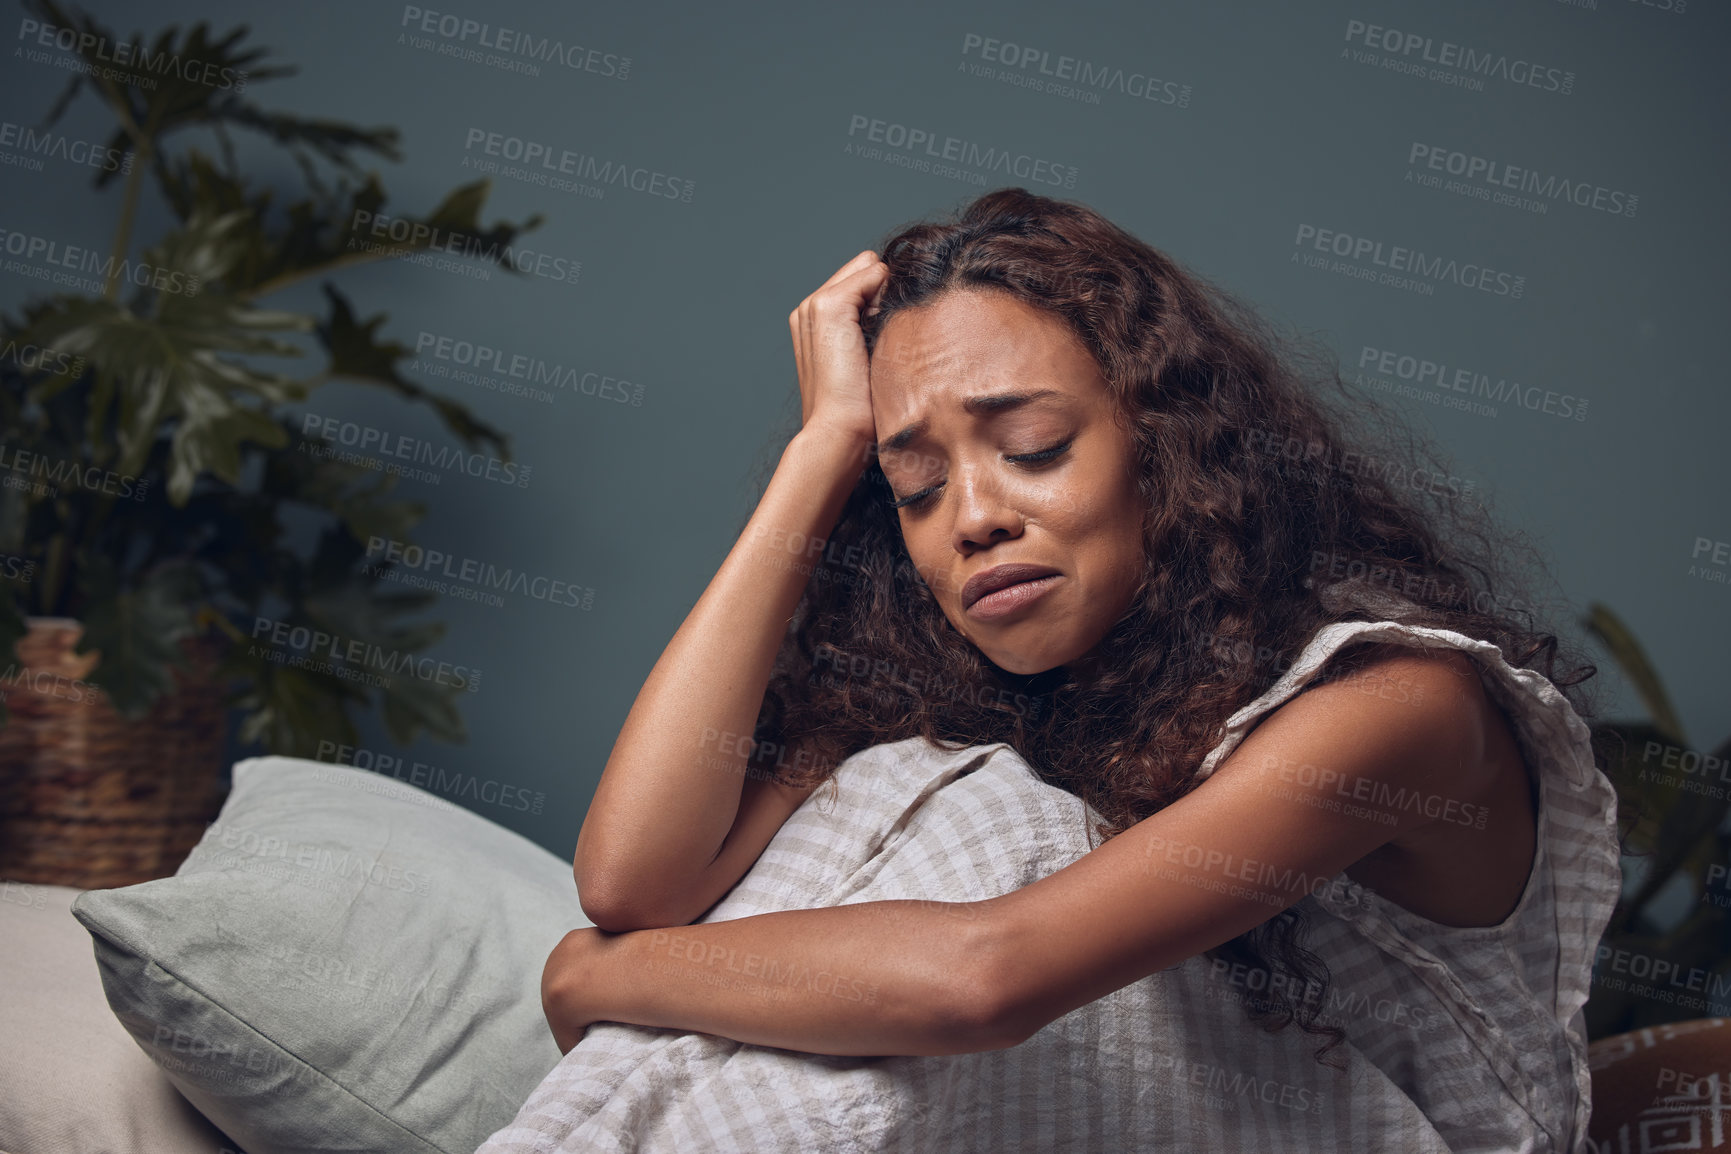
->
xmin=3 ymin=0 xmax=1725 ymax=972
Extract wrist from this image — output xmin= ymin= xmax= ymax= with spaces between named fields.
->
xmin=788 ymin=423 xmax=875 ymax=472
xmin=542 ymin=926 xmax=608 ymax=1054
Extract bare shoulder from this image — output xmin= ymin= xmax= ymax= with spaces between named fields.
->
xmin=1275 ymin=638 xmax=1538 ymax=924
xmin=1310 ymin=638 xmax=1482 ymax=698
xmin=1213 ymin=637 xmax=1502 ymax=844
xmin=1306 ymin=638 xmax=1492 ymax=765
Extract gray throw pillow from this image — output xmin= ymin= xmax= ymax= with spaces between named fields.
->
xmin=70 ymin=755 xmax=591 ymax=1154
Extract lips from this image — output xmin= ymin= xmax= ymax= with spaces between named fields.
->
xmin=960 ymin=563 xmax=1063 ymax=611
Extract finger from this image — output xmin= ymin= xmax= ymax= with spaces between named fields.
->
xmin=795 ymin=254 xmax=877 ymax=361
xmin=829 ymin=258 xmax=890 ymax=308
xmin=800 ymin=262 xmax=884 ymax=366
xmin=864 ymin=277 xmax=889 ymax=318
xmin=813 ymin=249 xmax=878 ymax=295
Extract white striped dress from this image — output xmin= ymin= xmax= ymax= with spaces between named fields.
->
xmin=477 ymin=614 xmax=1622 ymax=1153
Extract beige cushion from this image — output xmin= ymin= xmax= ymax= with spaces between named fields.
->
xmin=0 ymin=881 xmax=243 ymax=1154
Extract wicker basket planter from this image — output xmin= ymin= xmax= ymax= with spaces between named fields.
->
xmin=0 ymin=617 xmax=227 ymax=889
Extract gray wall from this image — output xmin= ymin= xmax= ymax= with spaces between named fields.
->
xmin=3 ymin=0 xmax=1724 ymax=872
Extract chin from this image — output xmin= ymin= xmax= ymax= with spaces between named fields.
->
xmin=951 ymin=613 xmax=1075 ymax=677
xmin=980 ymin=647 xmax=1065 ymax=678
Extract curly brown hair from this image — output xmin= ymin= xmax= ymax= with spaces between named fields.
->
xmin=744 ymin=186 xmax=1601 ymax=1064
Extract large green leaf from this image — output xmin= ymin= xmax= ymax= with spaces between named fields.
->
xmin=149 ymin=159 xmax=544 ymax=303
xmin=17 ymin=210 xmax=324 ymax=496
xmin=28 ymin=0 xmax=361 ymax=197
xmin=220 ymin=523 xmax=468 ymax=755
xmin=370 ymin=178 xmax=545 ymax=266
xmin=73 ymin=557 xmax=202 ymax=718
xmin=316 ymin=285 xmax=511 ymax=457
xmin=256 ymin=423 xmax=426 ymax=547
xmin=227 ymin=649 xmax=368 ymax=758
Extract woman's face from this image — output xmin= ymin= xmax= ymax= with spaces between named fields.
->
xmin=869 ymin=287 xmax=1147 ymax=676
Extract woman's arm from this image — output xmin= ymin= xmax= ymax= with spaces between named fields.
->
xmin=544 ymin=897 xmax=999 ymax=1056
xmin=573 ymin=252 xmax=888 ymax=932
xmin=573 ymin=425 xmax=864 ymax=930
xmin=544 ymin=647 xmax=1497 ymax=1055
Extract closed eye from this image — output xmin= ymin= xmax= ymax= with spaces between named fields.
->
xmin=889 ymin=441 xmax=1073 ymax=511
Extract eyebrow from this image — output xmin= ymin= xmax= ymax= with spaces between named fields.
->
xmin=881 ymin=389 xmax=1065 ymax=453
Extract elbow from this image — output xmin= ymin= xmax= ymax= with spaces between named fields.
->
xmin=936 ymin=991 xmax=1026 ymax=1055
xmin=572 ymin=847 xmax=649 ymax=932
xmin=575 ymin=870 xmax=692 ymax=934
xmin=578 ymin=894 xmax=648 ymax=935
xmin=575 ymin=877 xmax=650 ymax=933
xmin=969 ymin=980 xmax=1036 ymax=1054
xmin=937 ymin=914 xmax=1036 ymax=1054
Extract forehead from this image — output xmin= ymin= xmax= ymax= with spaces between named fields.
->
xmin=870 ymin=288 xmax=1102 ymax=411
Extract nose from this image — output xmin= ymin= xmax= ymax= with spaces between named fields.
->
xmin=950 ymin=460 xmax=1024 ymax=555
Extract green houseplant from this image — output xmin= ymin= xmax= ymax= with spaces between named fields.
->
xmin=0 ymin=1 xmax=545 ymax=883
xmin=1582 ymin=602 xmax=1731 ymax=1038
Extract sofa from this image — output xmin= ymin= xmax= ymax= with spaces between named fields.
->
xmin=2 ymin=753 xmax=1726 ymax=1153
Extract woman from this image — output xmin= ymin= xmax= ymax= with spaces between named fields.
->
xmin=541 ymin=188 xmax=1621 ymax=1150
